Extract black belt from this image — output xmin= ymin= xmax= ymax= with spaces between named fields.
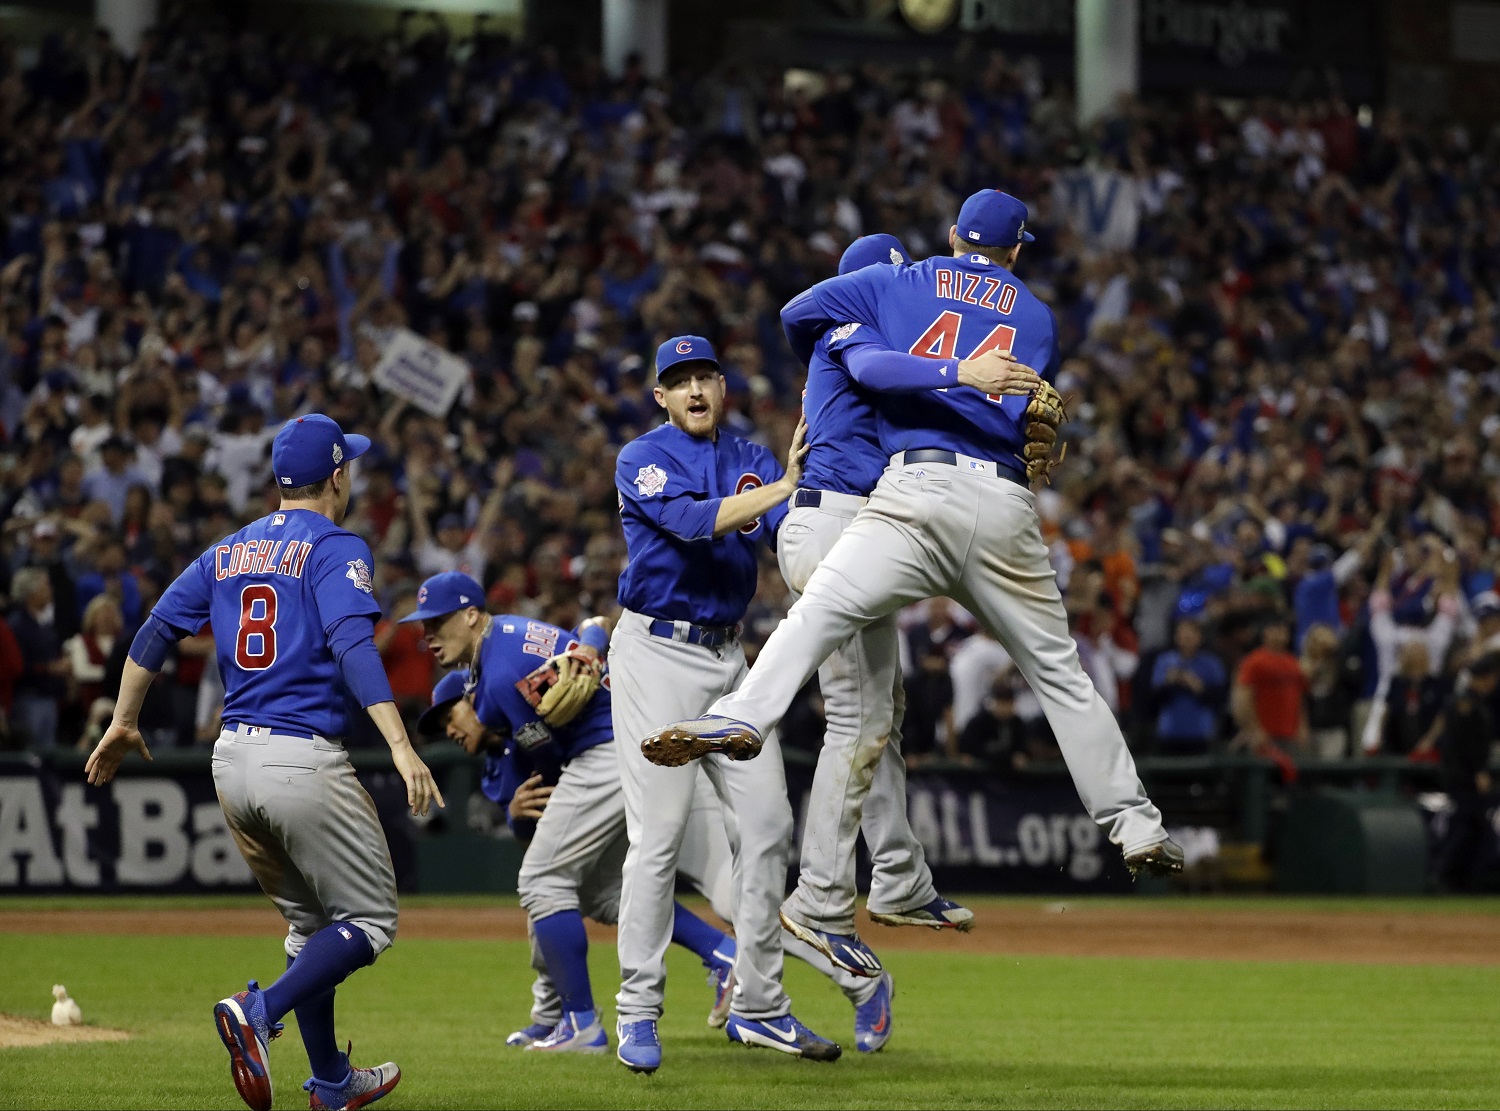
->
xmin=899 ymin=449 xmax=1027 ymax=487
xmin=647 ymin=619 xmax=740 ymax=649
xmin=794 ymin=489 xmax=822 ymax=508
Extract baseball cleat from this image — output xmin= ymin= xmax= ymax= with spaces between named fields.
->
xmin=706 ymin=945 xmax=736 ymax=1028
xmin=213 ymin=980 xmax=282 ymax=1111
xmin=303 ymin=1045 xmax=399 ymax=1110
xmin=641 ymin=716 xmax=762 ymax=767
xmin=527 ymin=1010 xmax=608 ymax=1054
xmin=505 ymin=1022 xmax=554 ymax=1047
xmin=869 ymin=896 xmax=974 ymax=931
xmin=726 ymin=1012 xmax=841 ymax=1061
xmin=779 ymin=911 xmax=883 ymax=978
xmin=1125 ymin=838 xmax=1185 ymax=878
xmin=853 ymin=971 xmax=894 ymax=1053
xmin=617 ymin=1019 xmax=662 ymax=1073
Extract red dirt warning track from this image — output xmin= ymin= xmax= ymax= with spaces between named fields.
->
xmin=3 ymin=903 xmax=1496 ymax=965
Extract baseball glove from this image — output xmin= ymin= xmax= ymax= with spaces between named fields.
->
xmin=515 ymin=648 xmax=603 ymax=727
xmin=1022 ymin=381 xmax=1068 ymax=484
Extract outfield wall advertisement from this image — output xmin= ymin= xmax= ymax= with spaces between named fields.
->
xmin=0 ymin=755 xmax=1136 ymax=895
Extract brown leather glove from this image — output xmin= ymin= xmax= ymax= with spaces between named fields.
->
xmin=1023 ymin=381 xmax=1068 ymax=484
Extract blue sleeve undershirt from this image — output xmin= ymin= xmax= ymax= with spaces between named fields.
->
xmin=841 ymin=344 xmax=960 ymax=392
xmin=326 ymin=613 xmax=396 ymax=708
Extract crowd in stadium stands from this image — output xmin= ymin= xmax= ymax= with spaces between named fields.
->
xmin=0 ymin=18 xmax=1497 ymax=814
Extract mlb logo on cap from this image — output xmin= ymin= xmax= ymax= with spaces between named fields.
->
xmin=956 ymin=189 xmax=1036 ymax=249
xmin=655 ymin=335 xmax=719 ymax=379
xmin=271 ymin=413 xmax=371 ymax=490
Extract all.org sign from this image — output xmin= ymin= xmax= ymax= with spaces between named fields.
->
xmin=958 ymin=0 xmax=1294 ymax=67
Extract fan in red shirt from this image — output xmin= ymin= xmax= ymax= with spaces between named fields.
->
xmin=1232 ymin=615 xmax=1309 ymax=782
xmin=376 ymin=592 xmax=435 ymax=729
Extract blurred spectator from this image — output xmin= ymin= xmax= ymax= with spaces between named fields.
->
xmin=956 ymin=675 xmax=1028 ymax=775
xmin=7 ymin=567 xmax=69 ymax=749
xmin=1470 ymin=592 xmax=1500 ymax=660
xmin=376 ymin=591 xmax=435 ymax=731
xmin=1300 ymin=623 xmax=1358 ymax=760
xmin=1433 ymin=653 xmax=1500 ymax=891
xmin=65 ymin=594 xmax=123 ymax=748
xmin=1379 ymin=642 xmax=1449 ymax=757
xmin=80 ymin=437 xmax=148 ymax=525
xmin=1149 ymin=618 xmax=1225 ymax=756
xmin=0 ymin=610 xmax=22 ymax=745
xmin=1232 ymin=616 xmax=1307 ymax=781
xmin=1360 ymin=547 xmax=1462 ymax=753
xmin=903 ymin=599 xmax=969 ymax=759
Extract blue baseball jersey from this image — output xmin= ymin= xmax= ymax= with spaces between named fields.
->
xmin=151 ymin=509 xmax=382 ymax=738
xmin=615 ymin=422 xmax=786 ymax=626
xmin=467 ymin=615 xmax=612 ymax=764
xmin=799 ymin=328 xmax=893 ymax=498
xmin=783 ymin=256 xmax=1060 ymax=466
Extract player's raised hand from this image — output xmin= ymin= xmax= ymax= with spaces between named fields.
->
xmin=391 ymin=742 xmax=446 ymax=818
xmin=783 ymin=416 xmax=810 ymax=487
xmin=84 ymin=720 xmax=153 ymax=786
xmin=957 ymin=349 xmax=1042 ymax=396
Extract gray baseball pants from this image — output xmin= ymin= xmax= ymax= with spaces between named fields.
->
xmin=706 ymin=460 xmax=1167 ymax=856
xmin=521 ymin=724 xmax=876 ymax=1028
xmin=612 ymin=609 xmax=795 ymax=1023
xmin=777 ymin=494 xmax=939 ymax=934
xmin=211 ymin=725 xmax=398 ymax=959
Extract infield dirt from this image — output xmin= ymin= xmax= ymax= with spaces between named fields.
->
xmin=3 ymin=901 xmax=1496 ymax=965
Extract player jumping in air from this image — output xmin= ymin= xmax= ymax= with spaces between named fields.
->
xmin=85 ymin=414 xmax=443 ymax=1111
xmin=644 ymin=190 xmax=1184 ymax=881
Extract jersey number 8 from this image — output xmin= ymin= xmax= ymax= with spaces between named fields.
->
xmin=236 ymin=583 xmax=279 ymax=670
xmin=910 ymin=311 xmax=1018 ymax=402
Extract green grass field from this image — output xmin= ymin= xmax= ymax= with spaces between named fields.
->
xmin=2 ymin=897 xmax=1498 ymax=1110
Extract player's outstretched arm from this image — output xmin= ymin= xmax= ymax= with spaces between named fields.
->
xmin=367 ymin=700 xmax=446 ymax=818
xmin=710 ymin=417 xmax=807 ymax=538
xmin=87 ymin=599 xmax=203 ymax=784
xmin=85 ymin=657 xmax=157 ymax=785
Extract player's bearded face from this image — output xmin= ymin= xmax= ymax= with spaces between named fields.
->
xmin=655 ymin=366 xmax=725 ymax=437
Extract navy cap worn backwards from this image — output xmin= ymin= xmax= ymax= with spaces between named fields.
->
xmin=839 ymin=234 xmax=912 ymax=275
xmin=272 ymin=413 xmax=371 ymax=490
xmin=416 ymin=668 xmax=469 ymax=736
xmin=956 ymin=189 xmax=1035 ymax=249
xmin=402 ymin=571 xmax=486 ymax=623
xmin=655 ymin=335 xmax=718 ymax=380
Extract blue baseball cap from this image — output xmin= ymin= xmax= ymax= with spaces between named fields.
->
xmin=401 ymin=571 xmax=486 ymax=623
xmin=839 ymin=234 xmax=912 ymax=275
xmin=271 ymin=413 xmax=371 ymax=490
xmin=655 ymin=335 xmax=718 ymax=380
xmin=955 ymin=189 xmax=1035 ymax=248
xmin=416 ymin=668 xmax=469 ymax=736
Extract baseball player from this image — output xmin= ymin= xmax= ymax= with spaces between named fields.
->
xmin=610 ymin=335 xmax=839 ymax=1072
xmin=644 ymin=191 xmax=1184 ymax=880
xmin=402 ymin=580 xmax=740 ymax=1054
xmin=771 ymin=232 xmax=1049 ymax=986
xmin=415 ymin=661 xmax=879 ymax=1049
xmin=84 ymin=413 xmax=442 ymax=1111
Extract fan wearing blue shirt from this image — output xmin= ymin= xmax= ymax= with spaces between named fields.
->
xmin=647 ymin=189 xmax=1183 ymax=881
